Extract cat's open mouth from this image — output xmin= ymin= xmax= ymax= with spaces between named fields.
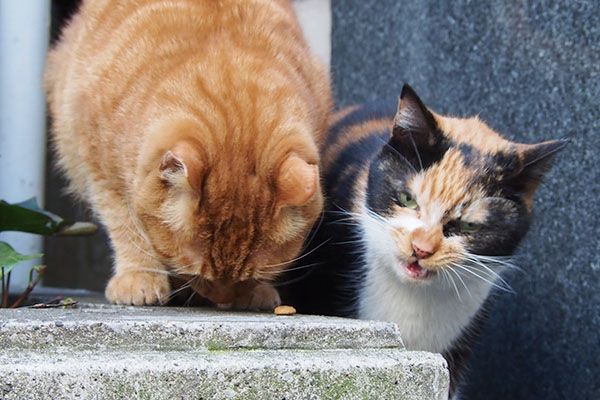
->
xmin=405 ymin=261 xmax=435 ymax=280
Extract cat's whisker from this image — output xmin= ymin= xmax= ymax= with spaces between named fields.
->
xmin=172 ymin=259 xmax=205 ymax=273
xmin=407 ymin=132 xmax=424 ymax=171
xmin=126 ymin=237 xmax=163 ymax=264
xmin=260 ymin=262 xmax=320 ymax=276
xmin=271 ymin=263 xmax=322 ymax=287
xmin=330 ymin=204 xmax=365 ymax=222
xmin=183 ymin=276 xmax=201 ymax=307
xmin=462 ymin=257 xmax=513 ymax=291
xmin=446 ymin=265 xmax=472 ymax=298
xmin=332 ymin=239 xmax=364 ymax=246
xmin=463 ymin=254 xmax=511 ymax=277
xmin=124 ymin=201 xmax=153 ymax=246
xmin=464 ymin=254 xmax=510 ymax=269
xmin=373 ymin=135 xmax=418 ymax=174
xmin=465 ymin=252 xmax=516 ymax=266
xmin=183 ymin=290 xmax=197 ymax=307
xmin=166 ymin=281 xmax=194 ymax=303
xmin=332 ymin=220 xmax=362 ymax=228
xmin=262 ymin=238 xmax=332 ymax=270
xmin=468 ymin=254 xmax=523 ymax=272
xmin=168 ymin=282 xmax=192 ymax=297
xmin=135 ymin=267 xmax=176 ymax=276
xmin=439 ymin=268 xmax=450 ymax=286
xmin=443 ymin=266 xmax=462 ymax=301
xmin=123 ymin=223 xmax=151 ymax=247
xmin=451 ymin=262 xmax=514 ymax=293
xmin=298 ymin=207 xmax=326 ymax=254
xmin=330 ymin=214 xmax=361 ymax=223
xmin=442 ymin=270 xmax=454 ymax=291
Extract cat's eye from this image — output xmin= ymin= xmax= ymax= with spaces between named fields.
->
xmin=459 ymin=220 xmax=480 ymax=233
xmin=398 ymin=191 xmax=418 ymax=210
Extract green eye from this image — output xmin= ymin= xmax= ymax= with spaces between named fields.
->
xmin=459 ymin=220 xmax=480 ymax=233
xmin=398 ymin=191 xmax=418 ymax=210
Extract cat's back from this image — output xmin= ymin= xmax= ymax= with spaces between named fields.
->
xmin=46 ymin=0 xmax=330 ymax=196
xmin=320 ymin=101 xmax=397 ymax=210
xmin=46 ymin=0 xmax=317 ymax=123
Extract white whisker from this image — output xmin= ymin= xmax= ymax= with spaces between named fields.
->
xmin=271 ymin=263 xmax=323 ymax=287
xmin=135 ymin=267 xmax=175 ymax=276
xmin=261 ymin=262 xmax=320 ymax=276
xmin=300 ymin=207 xmax=326 ymax=252
xmin=262 ymin=238 xmax=332 ymax=270
xmin=451 ymin=262 xmax=513 ymax=293
xmin=446 ymin=265 xmax=472 ymax=298
xmin=126 ymin=237 xmax=163 ymax=264
xmin=166 ymin=281 xmax=194 ymax=302
xmin=463 ymin=257 xmax=513 ymax=291
xmin=444 ymin=266 xmax=462 ymax=301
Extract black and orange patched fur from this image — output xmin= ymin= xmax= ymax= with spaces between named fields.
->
xmin=284 ymin=85 xmax=566 ymax=396
xmin=45 ymin=0 xmax=331 ymax=309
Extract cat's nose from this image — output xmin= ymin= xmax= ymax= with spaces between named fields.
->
xmin=411 ymin=226 xmax=442 ymax=259
xmin=412 ymin=243 xmax=433 ymax=259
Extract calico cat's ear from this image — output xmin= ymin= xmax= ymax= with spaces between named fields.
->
xmin=506 ymin=139 xmax=569 ymax=203
xmin=275 ymin=153 xmax=318 ymax=208
xmin=390 ymin=85 xmax=446 ymax=170
xmin=159 ymin=142 xmax=204 ymax=192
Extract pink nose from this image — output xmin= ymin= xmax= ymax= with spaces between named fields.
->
xmin=412 ymin=244 xmax=433 ymax=259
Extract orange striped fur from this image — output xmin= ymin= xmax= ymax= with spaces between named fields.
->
xmin=45 ymin=0 xmax=331 ymax=308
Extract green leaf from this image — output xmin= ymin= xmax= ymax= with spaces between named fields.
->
xmin=0 ymin=242 xmax=43 ymax=276
xmin=0 ymin=198 xmax=97 ymax=236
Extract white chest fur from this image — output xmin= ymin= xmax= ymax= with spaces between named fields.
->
xmin=358 ymin=261 xmax=492 ymax=353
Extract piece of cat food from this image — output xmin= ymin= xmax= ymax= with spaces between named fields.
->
xmin=274 ymin=305 xmax=296 ymax=315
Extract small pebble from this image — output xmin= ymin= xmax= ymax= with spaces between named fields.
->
xmin=55 ymin=321 xmax=64 ymax=327
xmin=274 ymin=305 xmax=296 ymax=315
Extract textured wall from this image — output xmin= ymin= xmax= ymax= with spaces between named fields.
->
xmin=331 ymin=1 xmax=599 ymax=399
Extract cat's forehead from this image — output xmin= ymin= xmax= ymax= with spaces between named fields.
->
xmin=435 ymin=114 xmax=513 ymax=154
xmin=406 ymin=142 xmax=518 ymax=223
xmin=409 ymin=148 xmax=484 ymax=213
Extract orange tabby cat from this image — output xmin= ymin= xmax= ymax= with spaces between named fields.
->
xmin=45 ymin=0 xmax=331 ymax=309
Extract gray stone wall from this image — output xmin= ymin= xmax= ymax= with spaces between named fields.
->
xmin=331 ymin=1 xmax=599 ymax=399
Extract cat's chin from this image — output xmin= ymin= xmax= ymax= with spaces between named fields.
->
xmin=398 ymin=260 xmax=436 ymax=285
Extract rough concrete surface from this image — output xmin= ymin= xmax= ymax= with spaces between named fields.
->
xmin=0 ymin=305 xmax=449 ymax=399
xmin=1 ymin=305 xmax=404 ymax=352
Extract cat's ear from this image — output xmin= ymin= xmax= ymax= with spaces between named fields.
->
xmin=506 ymin=139 xmax=569 ymax=203
xmin=275 ymin=153 xmax=318 ymax=208
xmin=390 ymin=84 xmax=446 ymax=170
xmin=159 ymin=142 xmax=204 ymax=192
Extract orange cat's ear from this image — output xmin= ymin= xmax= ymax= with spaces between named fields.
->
xmin=275 ymin=153 xmax=318 ymax=208
xmin=159 ymin=142 xmax=204 ymax=193
xmin=160 ymin=150 xmax=187 ymax=180
xmin=507 ymin=139 xmax=569 ymax=204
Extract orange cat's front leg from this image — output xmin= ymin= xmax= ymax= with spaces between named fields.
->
xmin=101 ymin=206 xmax=171 ymax=306
xmin=105 ymin=269 xmax=170 ymax=306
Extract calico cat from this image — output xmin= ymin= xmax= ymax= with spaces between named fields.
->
xmin=285 ymin=85 xmax=567 ymax=396
xmin=45 ymin=0 xmax=331 ymax=308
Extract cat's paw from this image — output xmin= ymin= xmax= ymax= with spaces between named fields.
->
xmin=105 ymin=270 xmax=170 ymax=306
xmin=232 ymin=282 xmax=281 ymax=311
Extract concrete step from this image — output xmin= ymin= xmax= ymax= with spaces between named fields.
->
xmin=0 ymin=304 xmax=449 ymax=399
